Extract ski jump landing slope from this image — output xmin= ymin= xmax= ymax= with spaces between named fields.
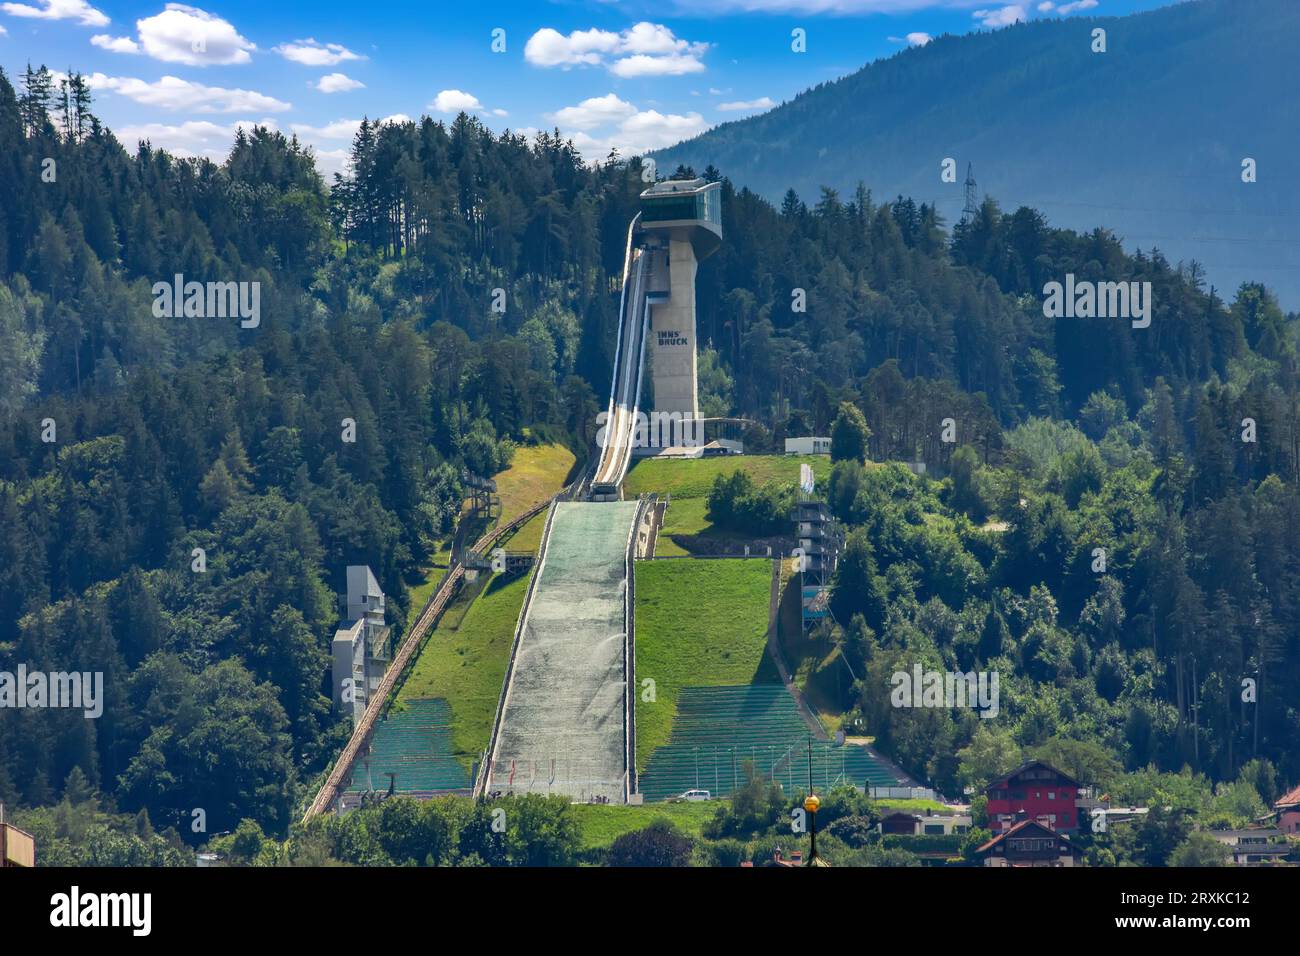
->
xmin=486 ymin=500 xmax=640 ymax=803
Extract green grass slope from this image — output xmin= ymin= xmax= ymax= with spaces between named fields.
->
xmin=569 ymin=801 xmax=717 ymax=850
xmin=634 ymin=558 xmax=777 ymax=771
xmin=406 ymin=442 xmax=572 ymax=612
xmin=624 ymin=454 xmax=824 ymax=555
xmin=397 ymin=570 xmax=529 ymax=771
xmin=496 ymin=443 xmax=576 ymax=527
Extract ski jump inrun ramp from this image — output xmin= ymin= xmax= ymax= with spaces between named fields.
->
xmin=482 ymin=499 xmax=641 ymax=803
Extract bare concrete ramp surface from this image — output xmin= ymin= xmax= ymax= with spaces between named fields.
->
xmin=487 ymin=500 xmax=639 ymax=803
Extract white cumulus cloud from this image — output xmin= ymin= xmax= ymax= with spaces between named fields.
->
xmin=547 ymin=93 xmax=637 ymax=130
xmin=275 ymin=38 xmax=364 ymax=66
xmin=430 ymin=89 xmax=483 ymax=113
xmin=621 ymin=21 xmax=697 ymax=56
xmin=316 ymin=72 xmax=364 ymax=93
xmin=524 ymin=27 xmax=620 ymax=67
xmin=290 ymin=118 xmax=362 ymax=140
xmin=133 ymin=4 xmax=256 ymax=66
xmin=610 ymin=52 xmax=705 ymax=78
xmin=0 ymin=0 xmax=107 ymax=27
xmin=87 ymin=73 xmax=290 ymax=112
xmin=115 ymin=117 xmax=353 ymax=181
xmin=115 ymin=117 xmax=276 ymax=159
xmin=1033 ymin=0 xmax=1098 ymax=14
xmin=290 ymin=114 xmax=409 ymax=141
xmin=717 ymin=96 xmax=776 ymax=112
xmin=620 ymin=109 xmax=708 ymax=147
xmin=525 ymin=22 xmax=709 ymax=77
xmin=91 ymin=33 xmax=141 ymax=54
xmin=973 ymin=5 xmax=1027 ymax=27
xmin=665 ymin=0 xmax=986 ymax=10
xmin=288 ymin=115 xmax=409 ymax=177
xmin=312 ymin=148 xmax=350 ymax=178
xmin=549 ymin=92 xmax=707 ymax=159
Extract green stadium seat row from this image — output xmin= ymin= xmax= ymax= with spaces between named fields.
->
xmin=344 ymin=698 xmax=472 ymax=793
xmin=638 ymin=685 xmax=908 ymax=802
xmin=344 ymin=689 xmax=909 ymax=799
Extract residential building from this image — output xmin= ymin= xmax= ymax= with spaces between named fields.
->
xmin=985 ymin=760 xmax=1082 ymax=833
xmin=1208 ymin=828 xmax=1290 ymax=866
xmin=331 ymin=565 xmax=392 ymax=725
xmin=785 ymin=436 xmax=831 ymax=456
xmin=1273 ymin=784 xmax=1300 ymax=835
xmin=974 ymin=819 xmax=1081 ymax=867
xmin=878 ymin=810 xmax=973 ymax=836
xmin=880 ymin=811 xmax=920 ymax=835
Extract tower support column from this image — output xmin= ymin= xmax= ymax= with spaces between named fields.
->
xmin=649 ymin=235 xmax=700 ymax=421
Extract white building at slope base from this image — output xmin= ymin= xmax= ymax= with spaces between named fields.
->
xmin=331 ymin=565 xmax=391 ymax=725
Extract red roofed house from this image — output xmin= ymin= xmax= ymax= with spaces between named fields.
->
xmin=1274 ymin=785 xmax=1300 ymax=835
xmin=974 ymin=819 xmax=1081 ymax=868
xmin=985 ymin=760 xmax=1081 ymax=834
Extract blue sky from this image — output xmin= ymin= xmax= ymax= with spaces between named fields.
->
xmin=2 ymin=0 xmax=1178 ymax=177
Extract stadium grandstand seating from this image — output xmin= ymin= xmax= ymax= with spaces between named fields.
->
xmin=345 ymin=698 xmax=470 ymax=794
xmin=638 ymin=685 xmax=907 ymax=801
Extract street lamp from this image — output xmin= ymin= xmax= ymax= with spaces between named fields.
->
xmin=804 ymin=793 xmax=821 ymax=866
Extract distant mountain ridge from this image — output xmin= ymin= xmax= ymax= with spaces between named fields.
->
xmin=653 ymin=0 xmax=1300 ymax=306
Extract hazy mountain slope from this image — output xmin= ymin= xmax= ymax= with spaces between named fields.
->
xmin=654 ymin=0 xmax=1300 ymax=305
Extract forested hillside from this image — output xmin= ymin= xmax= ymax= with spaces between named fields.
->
xmin=1 ymin=60 xmax=1298 ymax=849
xmin=652 ymin=0 xmax=1300 ymax=307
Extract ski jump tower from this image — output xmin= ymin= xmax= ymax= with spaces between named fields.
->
xmin=590 ymin=178 xmax=722 ymax=499
xmin=482 ymin=184 xmax=722 ymax=801
xmin=639 ymin=178 xmax=722 ymax=421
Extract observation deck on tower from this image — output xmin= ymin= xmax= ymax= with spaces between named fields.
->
xmin=638 ymin=178 xmax=722 ymax=259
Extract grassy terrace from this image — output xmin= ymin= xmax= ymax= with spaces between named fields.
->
xmin=496 ymin=443 xmax=576 ymax=527
xmin=625 ymin=453 xmax=824 ymax=499
xmin=569 ymin=801 xmax=717 ymax=850
xmin=875 ymin=798 xmax=952 ymax=814
xmin=567 ymin=798 xmax=949 ymax=855
xmin=500 ymin=509 xmax=547 ymax=553
xmin=624 ymin=454 xmax=824 ymax=555
xmin=406 ymin=442 xmax=572 ymax=620
xmin=633 ymin=558 xmax=776 ymax=772
xmin=396 ymin=571 xmax=529 ymax=771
